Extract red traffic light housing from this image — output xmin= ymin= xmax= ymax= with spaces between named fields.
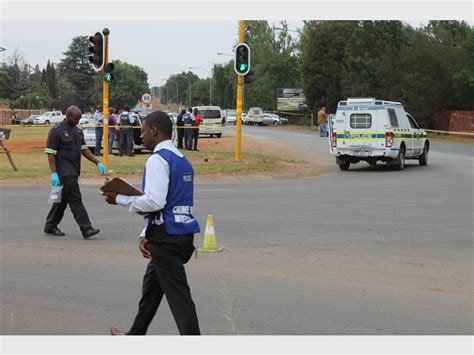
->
xmin=88 ymin=32 xmax=104 ymax=71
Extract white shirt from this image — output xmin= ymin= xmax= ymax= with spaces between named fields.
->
xmin=116 ymin=140 xmax=183 ymax=237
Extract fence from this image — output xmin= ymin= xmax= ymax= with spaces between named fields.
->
xmin=429 ymin=111 xmax=474 ymax=133
xmin=0 ymin=109 xmax=43 ymax=125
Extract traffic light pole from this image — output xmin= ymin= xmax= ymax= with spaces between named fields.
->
xmin=235 ymin=20 xmax=244 ymax=162
xmin=102 ymin=28 xmax=110 ymax=173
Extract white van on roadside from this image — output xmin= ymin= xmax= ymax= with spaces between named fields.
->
xmin=193 ymin=106 xmax=224 ymax=138
xmin=329 ymin=98 xmax=430 ymax=170
xmin=246 ymin=107 xmax=264 ymax=126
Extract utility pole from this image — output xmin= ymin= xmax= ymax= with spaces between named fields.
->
xmin=102 ymin=28 xmax=110 ymax=173
xmin=235 ymin=20 xmax=245 ymax=162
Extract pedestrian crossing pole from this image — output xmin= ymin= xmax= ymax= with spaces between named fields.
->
xmin=235 ymin=20 xmax=244 ymax=162
xmin=102 ymin=28 xmax=110 ymax=173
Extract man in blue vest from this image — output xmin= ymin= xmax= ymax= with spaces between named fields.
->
xmin=182 ymin=107 xmax=195 ymax=150
xmin=103 ymin=111 xmax=201 ymax=335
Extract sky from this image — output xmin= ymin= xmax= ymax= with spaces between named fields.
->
xmin=2 ymin=0 xmax=472 ymax=91
xmin=1 ymin=20 xmax=303 ymax=86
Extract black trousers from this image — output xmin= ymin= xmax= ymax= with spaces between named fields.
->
xmin=128 ymin=227 xmax=200 ymax=335
xmin=45 ymin=175 xmax=92 ymax=232
xmin=193 ymin=128 xmax=199 ymax=150
xmin=177 ymin=126 xmax=184 ymax=148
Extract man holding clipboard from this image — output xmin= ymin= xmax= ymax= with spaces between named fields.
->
xmin=102 ymin=111 xmax=201 ymax=335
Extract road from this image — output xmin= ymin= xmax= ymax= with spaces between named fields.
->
xmin=0 ymin=126 xmax=472 ymax=335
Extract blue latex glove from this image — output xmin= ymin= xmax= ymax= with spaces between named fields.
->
xmin=50 ymin=172 xmax=60 ymax=186
xmin=97 ymin=161 xmax=106 ymax=175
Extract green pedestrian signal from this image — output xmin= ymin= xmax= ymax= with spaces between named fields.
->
xmin=104 ymin=63 xmax=114 ymax=83
xmin=234 ymin=43 xmax=250 ymax=76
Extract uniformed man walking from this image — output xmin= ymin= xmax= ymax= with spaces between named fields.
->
xmin=103 ymin=111 xmax=201 ymax=335
xmin=44 ymin=105 xmax=106 ymax=239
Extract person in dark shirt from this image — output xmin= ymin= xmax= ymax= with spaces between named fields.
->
xmin=44 ymin=105 xmax=106 ymax=239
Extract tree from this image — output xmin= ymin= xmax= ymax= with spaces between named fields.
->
xmin=243 ymin=21 xmax=301 ymax=111
xmin=58 ymin=36 xmax=96 ymax=111
xmin=106 ymin=60 xmax=149 ymax=110
xmin=299 ymin=21 xmax=358 ymax=113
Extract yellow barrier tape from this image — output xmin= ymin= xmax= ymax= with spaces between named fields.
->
xmin=425 ymin=129 xmax=474 ymax=136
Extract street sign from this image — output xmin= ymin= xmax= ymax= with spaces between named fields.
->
xmin=141 ymin=93 xmax=152 ymax=104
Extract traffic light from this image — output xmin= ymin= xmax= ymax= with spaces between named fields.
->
xmin=104 ymin=63 xmax=114 ymax=82
xmin=88 ymin=32 xmax=104 ymax=71
xmin=244 ymin=69 xmax=255 ymax=84
xmin=234 ymin=43 xmax=250 ymax=76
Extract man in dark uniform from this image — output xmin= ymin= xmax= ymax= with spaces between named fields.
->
xmin=176 ymin=108 xmax=186 ymax=149
xmin=103 ymin=111 xmax=201 ymax=335
xmin=44 ymin=105 xmax=106 ymax=239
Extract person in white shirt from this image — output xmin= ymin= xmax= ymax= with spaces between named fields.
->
xmin=103 ymin=111 xmax=201 ymax=335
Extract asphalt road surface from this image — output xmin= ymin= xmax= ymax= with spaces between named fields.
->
xmin=1 ymin=126 xmax=472 ymax=335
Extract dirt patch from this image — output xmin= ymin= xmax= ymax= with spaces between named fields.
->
xmin=3 ymin=139 xmax=45 ymax=153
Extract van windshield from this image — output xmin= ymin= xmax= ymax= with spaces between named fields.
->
xmin=199 ymin=110 xmax=221 ymax=119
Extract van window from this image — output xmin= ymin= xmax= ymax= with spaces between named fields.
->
xmin=407 ymin=114 xmax=419 ymax=129
xmin=199 ymin=110 xmax=221 ymax=119
xmin=388 ymin=108 xmax=399 ymax=127
xmin=350 ymin=113 xmax=372 ymax=129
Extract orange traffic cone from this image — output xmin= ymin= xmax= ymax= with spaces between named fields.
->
xmin=199 ymin=215 xmax=223 ymax=252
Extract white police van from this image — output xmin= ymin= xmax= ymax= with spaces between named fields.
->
xmin=329 ymin=98 xmax=430 ymax=170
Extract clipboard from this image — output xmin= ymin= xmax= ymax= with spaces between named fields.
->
xmin=100 ymin=177 xmax=143 ymax=196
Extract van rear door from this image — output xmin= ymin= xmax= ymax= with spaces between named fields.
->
xmin=343 ymin=110 xmax=378 ymax=156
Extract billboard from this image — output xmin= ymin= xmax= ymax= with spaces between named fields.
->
xmin=277 ymin=88 xmax=307 ymax=111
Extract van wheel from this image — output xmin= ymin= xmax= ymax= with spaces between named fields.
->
xmin=338 ymin=158 xmax=350 ymax=171
xmin=419 ymin=143 xmax=429 ymax=166
xmin=216 ymin=133 xmax=222 ymax=138
xmin=368 ymin=161 xmax=377 ymax=166
xmin=134 ymin=149 xmax=142 ymax=154
xmin=393 ymin=146 xmax=406 ymax=170
xmin=45 ymin=120 xmax=50 ymax=125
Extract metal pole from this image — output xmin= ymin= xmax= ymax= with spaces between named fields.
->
xmin=235 ymin=20 xmax=244 ymax=162
xmin=102 ymin=28 xmax=110 ymax=173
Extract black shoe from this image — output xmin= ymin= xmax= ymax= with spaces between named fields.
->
xmin=82 ymin=227 xmax=100 ymax=239
xmin=44 ymin=227 xmax=65 ymax=236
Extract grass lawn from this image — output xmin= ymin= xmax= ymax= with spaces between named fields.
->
xmin=0 ymin=125 xmax=293 ymax=180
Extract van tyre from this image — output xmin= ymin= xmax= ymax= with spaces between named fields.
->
xmin=216 ymin=133 xmax=222 ymax=138
xmin=45 ymin=120 xmax=50 ymax=125
xmin=419 ymin=143 xmax=429 ymax=166
xmin=393 ymin=146 xmax=406 ymax=170
xmin=338 ymin=157 xmax=350 ymax=171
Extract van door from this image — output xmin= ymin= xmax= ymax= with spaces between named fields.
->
xmin=407 ymin=113 xmax=422 ymax=156
xmin=344 ymin=110 xmax=377 ymax=156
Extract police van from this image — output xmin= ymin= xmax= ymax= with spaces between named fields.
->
xmin=329 ymin=98 xmax=430 ymax=170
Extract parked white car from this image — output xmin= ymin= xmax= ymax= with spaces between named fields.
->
xmin=33 ymin=111 xmax=64 ymax=125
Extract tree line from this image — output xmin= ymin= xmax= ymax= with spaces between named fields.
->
xmin=1 ymin=36 xmax=149 ymax=113
xmin=162 ymin=20 xmax=472 ymax=124
xmin=2 ymin=20 xmax=472 ymax=124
